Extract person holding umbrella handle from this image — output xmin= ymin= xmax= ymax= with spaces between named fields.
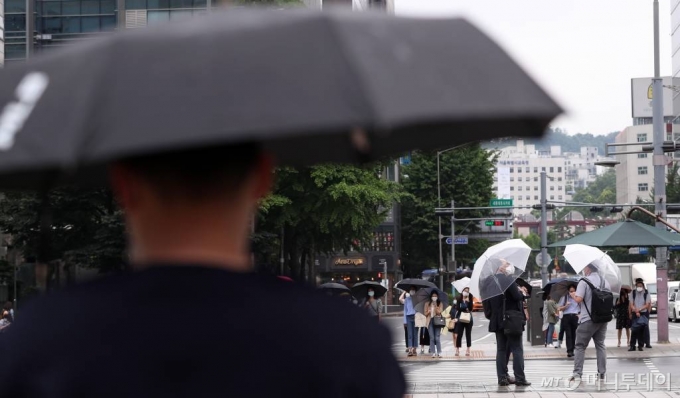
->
xmin=400 ymin=288 xmax=418 ymax=357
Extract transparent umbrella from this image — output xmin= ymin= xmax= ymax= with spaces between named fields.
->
xmin=469 ymin=239 xmax=532 ymax=301
xmin=563 ymin=244 xmax=621 ymax=295
xmin=452 ymin=277 xmax=471 ymax=294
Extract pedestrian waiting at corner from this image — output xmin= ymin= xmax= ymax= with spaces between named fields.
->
xmin=629 ymin=278 xmax=652 ymax=351
xmin=557 ymin=284 xmax=579 ymax=358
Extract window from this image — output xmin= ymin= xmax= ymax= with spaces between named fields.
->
xmin=637 ymin=133 xmax=647 ymax=143
xmin=82 ymin=0 xmax=100 ymax=14
xmin=534 ymin=196 xmax=539 ymax=200
xmin=638 ymin=153 xmax=648 ymax=159
xmin=542 ymin=167 xmax=546 ymax=172
xmin=525 ymin=195 xmax=530 ymax=200
xmin=534 ymin=167 xmax=538 ymax=173
xmin=43 ymin=2 xmax=61 ymax=16
xmin=62 ymin=1 xmax=80 ymax=14
xmin=518 ymin=177 xmax=523 ymax=182
xmin=534 ymin=186 xmax=538 ymax=191
xmin=525 ymin=167 xmax=530 ymax=173
xmin=558 ymin=186 xmax=563 ymax=191
xmin=510 ymin=168 xmax=514 ymax=173
xmin=550 ymin=186 xmax=554 ymax=191
xmin=5 ymin=0 xmax=26 ymax=12
xmin=148 ymin=0 xmax=170 ymax=7
xmin=518 ymin=168 xmax=522 ymax=173
xmin=550 ymin=167 xmax=554 ymax=173
xmin=510 ymin=187 xmax=514 ymax=191
xmin=638 ymin=183 xmax=649 ymax=192
xmin=82 ymin=16 xmax=101 ymax=32
xmin=558 ymin=167 xmax=562 ymax=173
xmin=638 ymin=166 xmax=648 ymax=175
xmin=550 ymin=195 xmax=555 ymax=200
xmin=518 ymin=186 xmax=523 ymax=191
xmin=558 ymin=195 xmax=563 ymax=200
xmin=526 ymin=186 xmax=530 ymax=191
xmin=126 ymin=0 xmax=146 ymax=9
xmin=510 ymin=177 xmax=514 ymax=182
xmin=558 ymin=177 xmax=562 ymax=181
xmin=511 ymin=196 xmax=515 ymax=200
xmin=534 ymin=177 xmax=538 ymax=182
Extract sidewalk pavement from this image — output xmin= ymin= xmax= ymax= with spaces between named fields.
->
xmin=404 ymin=392 xmax=680 ymax=397
xmin=398 ymin=339 xmax=680 ymax=362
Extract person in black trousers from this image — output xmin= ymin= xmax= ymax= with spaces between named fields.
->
xmin=557 ymin=284 xmax=579 ymax=358
xmin=482 ymin=260 xmax=531 ymax=387
xmin=455 ymin=287 xmax=474 ymax=356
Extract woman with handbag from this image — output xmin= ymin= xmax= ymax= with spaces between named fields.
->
xmin=454 ymin=287 xmax=474 ymax=356
xmin=443 ymin=303 xmax=458 ymax=347
xmin=415 ymin=312 xmax=430 ymax=355
xmin=424 ymin=291 xmax=444 ymax=358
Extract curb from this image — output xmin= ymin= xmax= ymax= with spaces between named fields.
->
xmin=397 ymin=351 xmax=680 ymax=363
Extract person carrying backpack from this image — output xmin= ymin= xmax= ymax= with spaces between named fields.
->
xmin=568 ymin=263 xmax=612 ymax=384
xmin=628 ymin=279 xmax=652 ymax=351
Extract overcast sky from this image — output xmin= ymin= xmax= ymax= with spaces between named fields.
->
xmin=395 ymin=0 xmax=673 ymax=136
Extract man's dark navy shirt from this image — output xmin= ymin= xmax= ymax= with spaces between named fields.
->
xmin=0 ymin=266 xmax=405 ymax=397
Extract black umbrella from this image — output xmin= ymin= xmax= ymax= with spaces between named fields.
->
xmin=318 ymin=283 xmax=351 ymax=296
xmin=0 ymin=9 xmax=560 ymax=190
xmin=351 ymin=281 xmax=387 ymax=300
xmin=413 ymin=287 xmax=450 ymax=314
xmin=542 ymin=277 xmax=581 ymax=302
xmin=515 ymin=278 xmax=533 ymax=296
xmin=394 ymin=278 xmax=436 ymax=291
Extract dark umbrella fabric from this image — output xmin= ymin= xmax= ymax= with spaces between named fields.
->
xmin=0 ymin=9 xmax=560 ymax=190
xmin=413 ymin=287 xmax=449 ymax=314
xmin=351 ymin=281 xmax=387 ymax=300
xmin=515 ymin=278 xmax=533 ymax=296
xmin=318 ymin=283 xmax=351 ymax=296
xmin=394 ymin=279 xmax=436 ymax=291
xmin=542 ymin=277 xmax=581 ymax=301
xmin=549 ymin=219 xmax=680 ymax=247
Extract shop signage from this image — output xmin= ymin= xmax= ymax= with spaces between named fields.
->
xmin=334 ymin=258 xmax=365 ymax=267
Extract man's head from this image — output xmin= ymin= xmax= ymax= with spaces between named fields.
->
xmin=636 ymin=279 xmax=645 ymax=292
xmin=583 ymin=263 xmax=598 ymax=276
xmin=109 ymin=143 xmax=273 ymax=266
xmin=497 ymin=259 xmax=515 ymax=276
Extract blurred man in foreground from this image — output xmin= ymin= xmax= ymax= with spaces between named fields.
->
xmin=0 ymin=144 xmax=405 ymax=397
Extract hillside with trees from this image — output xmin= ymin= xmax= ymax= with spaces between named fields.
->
xmin=483 ymin=128 xmax=618 ymax=154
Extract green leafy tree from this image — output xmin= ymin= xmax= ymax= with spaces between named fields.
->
xmin=257 ymin=164 xmax=402 ymax=280
xmin=400 ymin=144 xmax=496 ymax=277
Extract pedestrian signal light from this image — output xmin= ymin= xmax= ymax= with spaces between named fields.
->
xmin=378 ymin=273 xmax=382 ymax=278
xmin=485 ymin=220 xmax=505 ymax=226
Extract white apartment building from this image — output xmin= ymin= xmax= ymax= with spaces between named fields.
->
xmin=614 ymin=125 xmax=680 ymax=205
xmin=493 ymin=140 xmax=568 ymax=215
xmin=565 ymin=147 xmax=600 ymax=193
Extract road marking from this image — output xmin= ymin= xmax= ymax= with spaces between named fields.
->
xmin=643 ymin=358 xmax=661 ymax=374
xmin=472 ymin=333 xmax=494 ymax=343
xmin=648 ymin=319 xmax=680 ymax=329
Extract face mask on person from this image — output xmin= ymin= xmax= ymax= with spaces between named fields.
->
xmin=637 ymin=287 xmax=643 ymax=293
xmin=463 ymin=291 xmax=469 ymax=297
xmin=432 ymin=296 xmax=438 ymax=302
xmin=410 ymin=290 xmax=416 ymax=296
xmin=368 ymin=291 xmax=375 ymax=297
xmin=504 ymin=264 xmax=515 ymax=275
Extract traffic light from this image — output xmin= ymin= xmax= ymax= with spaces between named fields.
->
xmin=531 ymin=204 xmax=556 ymax=210
xmin=590 ymin=206 xmax=604 ymax=213
xmin=377 ymin=273 xmax=382 ymax=279
xmin=485 ymin=220 xmax=505 ymax=226
xmin=610 ymin=206 xmax=624 ymax=213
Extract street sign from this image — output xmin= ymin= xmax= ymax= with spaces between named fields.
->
xmin=445 ymin=236 xmax=469 ymax=245
xmin=629 ymin=247 xmax=649 ymax=255
xmin=535 ymin=253 xmax=552 ymax=267
xmin=490 ymin=199 xmax=513 ymax=207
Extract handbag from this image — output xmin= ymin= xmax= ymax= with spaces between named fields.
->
xmin=502 ymin=294 xmax=525 ymax=337
xmin=433 ymin=315 xmax=446 ymax=327
xmin=459 ymin=312 xmax=472 ymax=324
xmin=447 ymin=319 xmax=457 ymax=330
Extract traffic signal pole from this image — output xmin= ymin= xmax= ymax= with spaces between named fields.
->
xmin=540 ymin=171 xmax=549 ymax=287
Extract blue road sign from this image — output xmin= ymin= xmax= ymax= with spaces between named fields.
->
xmin=445 ymin=236 xmax=468 ymax=245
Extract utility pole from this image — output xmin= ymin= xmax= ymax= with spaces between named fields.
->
xmin=450 ymin=200 xmax=455 ymax=272
xmin=540 ymin=171 xmax=549 ymax=287
xmin=437 ymin=154 xmax=444 ymax=286
xmin=652 ymin=0 xmax=669 ymax=343
xmin=25 ymin=0 xmax=34 ymax=59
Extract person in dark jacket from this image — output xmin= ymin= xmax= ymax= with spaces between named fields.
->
xmin=482 ymin=259 xmax=530 ymax=387
xmin=454 ymin=287 xmax=474 ymax=356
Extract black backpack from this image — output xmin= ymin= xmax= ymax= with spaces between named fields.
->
xmin=580 ymin=277 xmax=614 ymax=323
xmin=632 ymin=289 xmax=648 ymax=302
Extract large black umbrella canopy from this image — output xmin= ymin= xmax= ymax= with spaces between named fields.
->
xmin=413 ymin=287 xmax=450 ymax=314
xmin=549 ymin=219 xmax=680 ymax=248
xmin=394 ymin=278 xmax=436 ymax=291
xmin=351 ymin=281 xmax=387 ymax=300
xmin=0 ymin=9 xmax=561 ymax=189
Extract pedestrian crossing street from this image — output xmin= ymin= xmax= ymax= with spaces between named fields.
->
xmin=400 ymin=360 xmax=586 ymax=384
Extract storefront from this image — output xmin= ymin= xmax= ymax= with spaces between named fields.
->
xmin=316 ymin=253 xmax=401 ymax=304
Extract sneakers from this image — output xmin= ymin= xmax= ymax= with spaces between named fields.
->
xmin=498 ymin=378 xmax=510 ymax=386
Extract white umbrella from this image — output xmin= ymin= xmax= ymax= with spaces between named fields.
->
xmin=452 ymin=277 xmax=471 ymax=293
xmin=564 ymin=244 xmax=622 ymax=295
xmin=469 ymin=239 xmax=532 ymax=301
